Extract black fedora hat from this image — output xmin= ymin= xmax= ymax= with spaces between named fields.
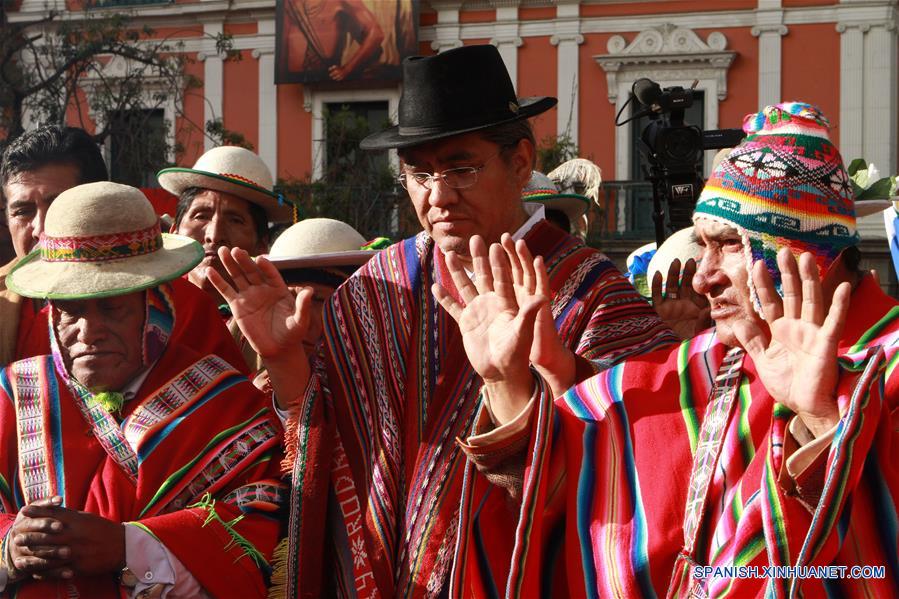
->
xmin=360 ymin=45 xmax=557 ymax=150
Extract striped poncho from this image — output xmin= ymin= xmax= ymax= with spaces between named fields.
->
xmin=276 ymin=221 xmax=676 ymax=598
xmin=452 ymin=274 xmax=899 ymax=597
xmin=0 ymin=284 xmax=284 ymax=598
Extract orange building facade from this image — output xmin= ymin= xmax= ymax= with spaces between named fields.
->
xmin=7 ymin=0 xmax=899 ymax=265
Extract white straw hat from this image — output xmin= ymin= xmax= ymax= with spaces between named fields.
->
xmin=267 ymin=218 xmax=377 ymax=270
xmin=157 ymin=146 xmax=293 ymax=222
xmin=647 ymin=226 xmax=703 ymax=285
xmin=7 ymin=182 xmax=202 ymax=300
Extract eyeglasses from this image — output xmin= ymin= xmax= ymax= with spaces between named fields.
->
xmin=398 ymin=152 xmax=501 ymax=191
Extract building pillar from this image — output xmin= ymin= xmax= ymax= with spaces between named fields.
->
xmin=751 ymin=27 xmax=786 ymax=107
xmin=490 ymin=4 xmax=522 ymax=89
xmin=837 ymin=22 xmax=867 ymax=161
xmin=254 ymin=19 xmax=278 ymax=176
xmin=429 ymin=1 xmax=463 ymax=53
xmin=753 ymin=0 xmax=785 ymax=108
xmin=862 ymin=23 xmax=897 ymax=173
xmin=551 ymin=0 xmax=583 ymax=143
xmin=199 ymin=21 xmax=224 ymax=152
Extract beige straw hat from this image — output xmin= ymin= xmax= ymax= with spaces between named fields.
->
xmin=7 ymin=182 xmax=202 ymax=300
xmin=267 ymin=218 xmax=376 ymax=270
xmin=647 ymin=226 xmax=703 ymax=285
xmin=157 ymin=146 xmax=292 ymax=222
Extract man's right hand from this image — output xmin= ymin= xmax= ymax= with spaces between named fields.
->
xmin=6 ymin=496 xmax=72 ymax=581
xmin=208 ymin=247 xmax=314 ymax=409
xmin=432 ymin=235 xmax=546 ymax=425
xmin=209 ymin=247 xmax=312 ymax=359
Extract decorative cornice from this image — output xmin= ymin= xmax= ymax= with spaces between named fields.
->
xmin=489 ymin=36 xmax=523 ymax=47
xmin=430 ymin=39 xmax=464 ymax=52
xmin=836 ymin=22 xmax=872 ymax=33
xmin=594 ymin=24 xmax=735 ymax=103
xmin=751 ymin=24 xmax=788 ymax=36
xmin=250 ymin=47 xmax=274 ymax=59
xmin=550 ymin=33 xmax=584 ymax=46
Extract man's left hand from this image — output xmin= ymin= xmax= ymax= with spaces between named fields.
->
xmin=733 ymin=248 xmax=850 ymax=438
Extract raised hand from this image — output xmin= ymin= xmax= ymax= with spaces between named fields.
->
xmin=208 ymin=247 xmax=314 ymax=409
xmin=499 ymin=234 xmax=576 ymax=397
xmin=733 ymin=249 xmax=851 ymax=438
xmin=651 ymin=258 xmax=712 ymax=340
xmin=208 ymin=247 xmax=312 ymax=360
xmin=432 ymin=235 xmax=546 ymax=424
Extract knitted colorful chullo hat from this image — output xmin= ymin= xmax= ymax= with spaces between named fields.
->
xmin=693 ymin=102 xmax=858 ymax=312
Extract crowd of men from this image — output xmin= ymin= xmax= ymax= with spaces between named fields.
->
xmin=0 ymin=43 xmax=894 ymax=598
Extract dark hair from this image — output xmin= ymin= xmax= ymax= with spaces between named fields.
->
xmin=0 ymin=125 xmax=108 ymax=190
xmin=842 ymin=244 xmax=862 ymax=272
xmin=479 ymin=119 xmax=537 ymax=169
xmin=544 ymin=208 xmax=571 ymax=233
xmin=173 ymin=186 xmax=269 ymax=243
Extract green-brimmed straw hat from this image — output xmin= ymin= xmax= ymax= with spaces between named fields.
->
xmin=7 ymin=182 xmax=202 ymax=300
xmin=521 ymin=171 xmax=590 ymax=224
xmin=157 ymin=146 xmax=292 ymax=222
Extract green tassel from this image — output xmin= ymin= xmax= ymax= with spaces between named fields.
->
xmin=188 ymin=493 xmax=269 ymax=570
xmin=90 ymin=391 xmax=125 ymax=414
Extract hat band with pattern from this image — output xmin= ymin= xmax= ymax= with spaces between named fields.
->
xmin=40 ymin=223 xmax=163 ymax=263
xmin=220 ymin=172 xmax=263 ymax=187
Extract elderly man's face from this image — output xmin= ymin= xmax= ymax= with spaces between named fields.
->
xmin=175 ymin=190 xmax=267 ymax=298
xmin=692 ymin=218 xmax=767 ymax=348
xmin=400 ymin=132 xmax=531 ymax=261
xmin=54 ymin=293 xmax=145 ymax=392
xmin=3 ymin=163 xmax=82 ymax=257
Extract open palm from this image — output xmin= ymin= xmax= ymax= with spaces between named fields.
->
xmin=208 ymin=247 xmax=312 ymax=359
xmin=733 ymin=249 xmax=849 ymax=436
xmin=432 ymin=236 xmax=546 ymax=422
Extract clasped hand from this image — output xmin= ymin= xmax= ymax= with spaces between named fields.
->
xmin=6 ymin=496 xmax=125 ymax=581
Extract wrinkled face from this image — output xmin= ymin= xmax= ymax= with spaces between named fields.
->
xmin=3 ymin=163 xmax=82 ymax=257
xmin=400 ymin=133 xmax=531 ymax=261
xmin=692 ymin=218 xmax=766 ymax=348
xmin=54 ymin=293 xmax=146 ymax=392
xmin=175 ymin=190 xmax=267 ymax=297
xmin=286 ymin=281 xmax=338 ymax=354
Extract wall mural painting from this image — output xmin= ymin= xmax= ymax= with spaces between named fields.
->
xmin=275 ymin=0 xmax=418 ymax=85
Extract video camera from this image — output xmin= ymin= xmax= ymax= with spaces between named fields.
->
xmin=618 ymin=78 xmax=745 ymax=246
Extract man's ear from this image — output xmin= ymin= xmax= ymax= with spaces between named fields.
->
xmin=510 ymin=138 xmax=536 ymax=187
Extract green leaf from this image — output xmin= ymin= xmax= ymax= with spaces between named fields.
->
xmin=847 ymin=158 xmax=868 ymax=177
xmin=857 ymin=177 xmax=895 ymax=200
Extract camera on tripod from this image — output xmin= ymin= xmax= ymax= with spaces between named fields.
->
xmin=618 ymin=78 xmax=745 ymax=245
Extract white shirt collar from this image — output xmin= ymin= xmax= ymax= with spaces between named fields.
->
xmin=515 ymin=203 xmax=546 ymax=241
xmin=120 ymin=364 xmax=154 ymax=402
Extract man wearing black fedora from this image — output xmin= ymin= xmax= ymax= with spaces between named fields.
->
xmin=213 ymin=44 xmax=674 ymax=598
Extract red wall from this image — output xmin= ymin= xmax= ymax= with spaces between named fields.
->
xmin=223 ymin=49 xmax=259 ymax=150
xmin=276 ymin=85 xmax=312 ymax=180
xmin=781 ymin=23 xmax=841 ymax=143
xmin=518 ymin=36 xmax=558 ymax=146
xmin=578 ymin=33 xmax=619 ymax=178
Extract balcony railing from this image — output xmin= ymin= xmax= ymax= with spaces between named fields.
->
xmin=586 ymin=180 xmax=656 ymax=241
